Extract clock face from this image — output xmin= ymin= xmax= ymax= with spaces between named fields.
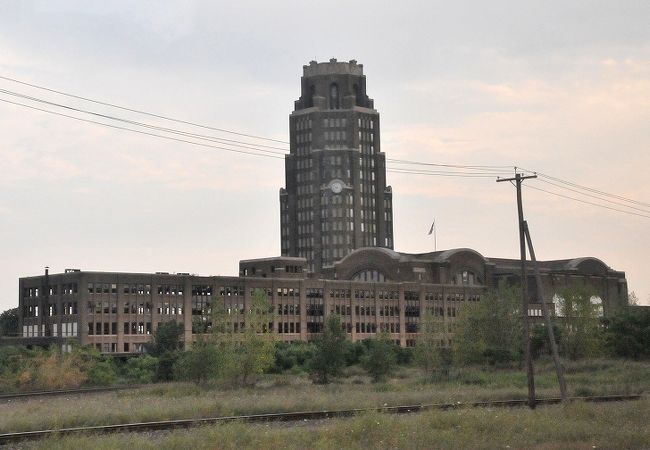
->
xmin=330 ymin=180 xmax=343 ymax=194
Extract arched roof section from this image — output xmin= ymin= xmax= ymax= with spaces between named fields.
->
xmin=334 ymin=247 xmax=401 ymax=281
xmin=434 ymin=248 xmax=488 ymax=285
xmin=564 ymin=257 xmax=610 ymax=275
xmin=433 ymin=248 xmax=487 ymax=264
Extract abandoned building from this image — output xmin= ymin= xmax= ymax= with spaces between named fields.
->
xmin=16 ymin=59 xmax=628 ymax=352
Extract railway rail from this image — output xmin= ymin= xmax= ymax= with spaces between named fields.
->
xmin=0 ymin=394 xmax=641 ymax=444
xmin=0 ymin=385 xmax=143 ymax=401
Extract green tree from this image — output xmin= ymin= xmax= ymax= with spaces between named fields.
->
xmin=174 ymin=340 xmax=221 ymax=385
xmin=309 ymin=315 xmax=347 ymax=384
xmin=453 ymin=282 xmax=523 ymax=366
xmin=147 ymin=321 xmax=184 ymax=357
xmin=0 ymin=308 xmax=19 ymax=337
xmin=361 ymin=333 xmax=397 ymax=382
xmin=123 ymin=355 xmax=159 ymax=384
xmin=414 ymin=312 xmax=451 ymax=377
xmin=530 ymin=322 xmax=563 ymax=360
xmin=210 ymin=288 xmax=275 ymax=387
xmin=344 ymin=340 xmax=367 ymax=366
xmin=270 ymin=341 xmax=316 ymax=373
xmin=555 ymin=284 xmax=604 ymax=360
xmin=602 ymin=308 xmax=650 ymax=360
xmin=147 ymin=321 xmax=184 ymax=381
xmin=415 ymin=312 xmax=443 ymax=373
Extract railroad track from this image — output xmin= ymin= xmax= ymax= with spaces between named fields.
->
xmin=0 ymin=385 xmax=143 ymax=401
xmin=0 ymin=394 xmax=641 ymax=445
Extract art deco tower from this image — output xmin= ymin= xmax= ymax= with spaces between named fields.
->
xmin=280 ymin=59 xmax=394 ymax=273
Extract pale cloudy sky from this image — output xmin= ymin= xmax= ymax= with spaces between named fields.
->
xmin=0 ymin=0 xmax=648 ymax=311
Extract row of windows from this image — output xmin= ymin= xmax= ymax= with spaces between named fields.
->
xmin=22 ymin=323 xmax=77 ymax=337
xmin=87 ymin=283 xmax=172 ymax=295
xmin=358 ymin=131 xmax=374 ymax=142
xmin=278 ymin=303 xmax=299 ymax=315
xmin=24 ymin=301 xmax=78 ymax=318
xmin=297 ymin=210 xmax=314 ymax=221
xmin=296 ymin=158 xmax=313 ymax=169
xmin=324 ymin=130 xmax=346 ymax=142
xmin=278 ymin=322 xmax=301 ymax=333
xmin=88 ymin=321 xmax=153 ymax=335
xmin=298 ymin=237 xmax=314 ymax=249
xmin=23 ymin=284 xmax=79 ymax=298
xmin=296 ymin=132 xmax=312 ymax=144
xmin=323 ymin=117 xmax=347 ymax=128
xmin=321 ymin=234 xmax=352 ymax=246
xmin=86 ymin=300 xmax=183 ymax=315
xmin=358 ymin=117 xmax=374 ymax=130
xmin=297 ymin=185 xmax=315 ymax=195
xmin=295 ymin=117 xmax=312 ymax=131
xmin=296 ymin=171 xmax=315 ymax=183
xmin=294 ymin=143 xmax=312 ymax=156
xmin=320 ymin=220 xmax=352 ymax=233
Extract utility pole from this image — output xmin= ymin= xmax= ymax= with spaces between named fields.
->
xmin=497 ymin=172 xmax=537 ymax=408
xmin=523 ymin=221 xmax=568 ymax=402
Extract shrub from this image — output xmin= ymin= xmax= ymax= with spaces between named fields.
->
xmin=270 ymin=341 xmax=316 ymax=373
xmin=361 ymin=333 xmax=397 ymax=383
xmin=344 ymin=341 xmax=367 ymax=366
xmin=124 ymin=355 xmax=159 ymax=384
xmin=86 ymin=358 xmax=117 ymax=386
xmin=602 ymin=308 xmax=650 ymax=359
xmin=173 ymin=341 xmax=221 ymax=385
xmin=309 ymin=315 xmax=347 ymax=384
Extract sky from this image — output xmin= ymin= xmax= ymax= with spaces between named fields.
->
xmin=0 ymin=0 xmax=648 ymax=312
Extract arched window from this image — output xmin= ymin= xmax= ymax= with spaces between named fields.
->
xmin=352 ymin=269 xmax=386 ymax=282
xmin=329 ymin=83 xmax=339 ymax=109
xmin=454 ymin=270 xmax=479 ymax=285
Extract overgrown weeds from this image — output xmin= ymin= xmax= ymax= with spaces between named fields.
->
xmin=0 ymin=358 xmax=647 ymax=434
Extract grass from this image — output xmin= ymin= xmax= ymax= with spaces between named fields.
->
xmin=0 ymin=358 xmax=648 ymax=435
xmin=22 ymin=397 xmax=650 ymax=450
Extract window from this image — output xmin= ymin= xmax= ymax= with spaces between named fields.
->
xmin=329 ymin=83 xmax=339 ymax=109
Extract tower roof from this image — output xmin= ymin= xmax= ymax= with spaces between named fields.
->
xmin=303 ymin=58 xmax=364 ymax=77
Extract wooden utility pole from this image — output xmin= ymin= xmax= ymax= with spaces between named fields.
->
xmin=523 ymin=221 xmax=568 ymax=402
xmin=497 ymin=173 xmax=537 ymax=408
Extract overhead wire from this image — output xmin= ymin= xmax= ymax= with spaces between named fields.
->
xmin=386 ymin=158 xmax=511 ymax=173
xmin=536 ymin=178 xmax=650 ymax=215
xmin=0 ymin=87 xmax=287 ymax=155
xmin=387 ymin=168 xmax=511 ymax=178
xmin=1 ymin=75 xmax=647 ymax=218
xmin=524 ymin=184 xmax=650 ymax=219
xmin=518 ymin=165 xmax=650 ymax=208
xmin=0 ymin=97 xmax=285 ymax=160
xmin=0 ymin=74 xmax=290 ymax=145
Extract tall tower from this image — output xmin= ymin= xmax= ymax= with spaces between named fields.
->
xmin=280 ymin=59 xmax=394 ymax=273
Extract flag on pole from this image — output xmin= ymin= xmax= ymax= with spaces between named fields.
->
xmin=428 ymin=220 xmax=435 ymax=235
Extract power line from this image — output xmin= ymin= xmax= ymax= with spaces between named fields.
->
xmin=0 ymin=88 xmax=287 ymax=155
xmin=0 ymin=97 xmax=285 ymax=160
xmin=518 ymin=166 xmax=650 ymax=208
xmin=525 ymin=184 xmax=650 ymax=219
xmin=387 ymin=158 xmax=511 ymax=173
xmin=537 ymin=178 xmax=650 ymax=215
xmin=387 ymin=168 xmax=509 ymax=178
xmin=1 ymin=77 xmax=647 ymax=218
xmin=0 ymin=74 xmax=290 ymax=145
